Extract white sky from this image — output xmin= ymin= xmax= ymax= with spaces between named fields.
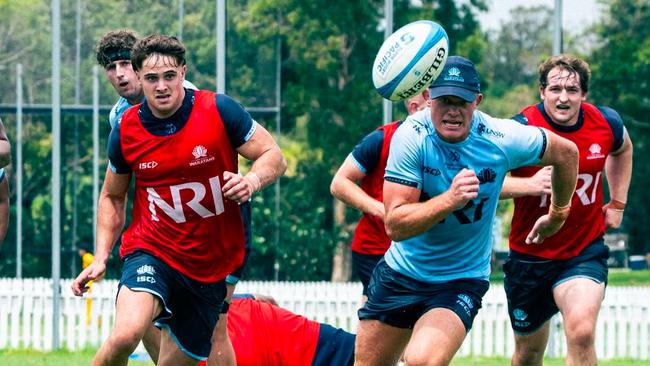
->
xmin=481 ymin=0 xmax=605 ymax=32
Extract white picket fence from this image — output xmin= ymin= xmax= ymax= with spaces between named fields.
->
xmin=0 ymin=278 xmax=648 ymax=359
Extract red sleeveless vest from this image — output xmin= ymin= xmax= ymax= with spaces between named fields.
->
xmin=119 ymin=90 xmax=244 ymax=282
xmin=351 ymin=121 xmax=400 ymax=255
xmin=509 ymin=103 xmax=615 ymax=259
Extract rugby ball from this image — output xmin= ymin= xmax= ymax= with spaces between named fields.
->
xmin=372 ymin=20 xmax=449 ymax=101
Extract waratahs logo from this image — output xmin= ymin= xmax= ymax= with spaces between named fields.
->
xmin=444 ymin=67 xmax=464 ymax=82
xmin=477 ymin=168 xmax=496 ymax=184
xmin=513 ymin=308 xmax=528 ymax=321
xmin=136 ymin=265 xmax=156 ymax=276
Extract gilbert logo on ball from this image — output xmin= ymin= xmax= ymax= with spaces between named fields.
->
xmin=373 ymin=20 xmax=449 ymax=101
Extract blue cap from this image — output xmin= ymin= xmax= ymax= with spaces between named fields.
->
xmin=429 ymin=56 xmax=481 ymax=102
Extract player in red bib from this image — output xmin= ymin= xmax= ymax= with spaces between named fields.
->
xmin=195 ymin=294 xmax=355 ymax=366
xmin=71 ymin=35 xmax=286 ymax=366
xmin=330 ymin=92 xmax=428 ymax=302
xmin=501 ymin=55 xmax=633 ymax=366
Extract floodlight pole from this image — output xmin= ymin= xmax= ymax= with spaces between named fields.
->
xmin=92 ymin=67 xmax=100 ymax=247
xmin=178 ymin=0 xmax=184 ymax=41
xmin=553 ymin=0 xmax=563 ymax=55
xmin=382 ymin=0 xmax=393 ymax=125
xmin=216 ymin=0 xmax=226 ymax=93
xmin=15 ymin=64 xmax=23 ymax=279
xmin=51 ymin=0 xmax=62 ymax=350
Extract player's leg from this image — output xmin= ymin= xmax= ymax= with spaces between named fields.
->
xmin=402 ymin=279 xmax=488 ymax=366
xmin=207 ymin=200 xmax=251 ymax=365
xmin=141 ymin=323 xmax=161 ymax=364
xmin=354 ymin=319 xmax=410 ymax=366
xmin=504 ymin=252 xmax=562 ymax=366
xmin=157 ymin=327 xmax=201 ymax=366
xmin=554 ymin=278 xmax=604 ymax=366
xmin=511 ymin=323 xmax=551 ymax=366
xmin=92 ymin=287 xmax=163 ymax=366
xmin=552 ymin=242 xmax=608 ymax=366
xmin=207 ymin=284 xmax=236 ymax=366
xmin=402 ymin=308 xmax=466 ymax=366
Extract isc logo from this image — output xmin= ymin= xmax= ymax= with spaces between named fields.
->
xmin=146 ymin=176 xmax=225 ymax=223
xmin=139 ymin=161 xmax=158 ymax=170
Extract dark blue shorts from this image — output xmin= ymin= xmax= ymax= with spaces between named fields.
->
xmin=351 ymin=252 xmax=383 ymax=296
xmin=312 ymin=323 xmax=356 ymax=366
xmin=119 ymin=251 xmax=226 ymax=360
xmin=503 ymin=239 xmax=609 ymax=334
xmin=358 ymin=259 xmax=489 ymax=332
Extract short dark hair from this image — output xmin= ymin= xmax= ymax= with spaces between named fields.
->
xmin=131 ymin=35 xmax=186 ymax=72
xmin=95 ymin=29 xmax=139 ymax=68
xmin=539 ymin=54 xmax=591 ymax=93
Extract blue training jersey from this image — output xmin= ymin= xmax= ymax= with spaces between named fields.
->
xmin=384 ymin=109 xmax=546 ymax=283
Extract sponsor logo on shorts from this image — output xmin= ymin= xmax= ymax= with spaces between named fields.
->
xmin=136 ymin=264 xmax=156 ymax=284
xmin=456 ymin=293 xmax=474 ymax=317
xmin=513 ymin=308 xmax=531 ymax=328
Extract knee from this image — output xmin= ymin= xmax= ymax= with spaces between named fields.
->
xmin=565 ymin=322 xmax=595 ymax=349
xmin=403 ymin=350 xmax=450 ymax=366
xmin=107 ymin=329 xmax=143 ymax=354
xmin=514 ymin=341 xmax=546 ymax=365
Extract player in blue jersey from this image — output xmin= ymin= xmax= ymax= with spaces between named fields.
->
xmin=353 ymin=56 xmax=580 ymax=366
xmin=94 ymin=30 xmax=253 ymax=366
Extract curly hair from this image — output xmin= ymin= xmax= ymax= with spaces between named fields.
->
xmin=95 ymin=29 xmax=139 ymax=68
xmin=538 ymin=54 xmax=591 ymax=93
xmin=131 ymin=35 xmax=186 ymax=72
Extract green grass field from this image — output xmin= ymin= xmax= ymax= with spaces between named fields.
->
xmin=1 ymin=349 xmax=649 ymax=366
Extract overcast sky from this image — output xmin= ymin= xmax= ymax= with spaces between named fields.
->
xmin=481 ymin=0 xmax=605 ymax=32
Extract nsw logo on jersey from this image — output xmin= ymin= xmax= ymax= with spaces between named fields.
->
xmin=190 ymin=145 xmax=216 ymax=167
xmin=147 ymin=176 xmax=225 ymax=223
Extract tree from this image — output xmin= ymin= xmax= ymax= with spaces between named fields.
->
xmin=588 ymin=0 xmax=650 ymax=255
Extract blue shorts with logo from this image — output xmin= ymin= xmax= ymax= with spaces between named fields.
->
xmin=119 ymin=251 xmax=226 ymax=360
xmin=351 ymin=252 xmax=383 ymax=296
xmin=503 ymin=238 xmax=609 ymax=334
xmin=312 ymin=323 xmax=356 ymax=366
xmin=358 ymin=258 xmax=489 ymax=332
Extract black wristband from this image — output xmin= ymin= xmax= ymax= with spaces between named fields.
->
xmin=220 ymin=300 xmax=230 ymax=314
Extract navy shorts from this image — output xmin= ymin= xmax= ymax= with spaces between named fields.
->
xmin=358 ymin=259 xmax=489 ymax=332
xmin=312 ymin=323 xmax=356 ymax=366
xmin=351 ymin=252 xmax=383 ymax=296
xmin=503 ymin=239 xmax=609 ymax=334
xmin=119 ymin=251 xmax=226 ymax=360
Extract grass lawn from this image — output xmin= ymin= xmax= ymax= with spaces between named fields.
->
xmin=1 ymin=350 xmax=649 ymax=366
xmin=0 ymin=349 xmax=154 ymax=366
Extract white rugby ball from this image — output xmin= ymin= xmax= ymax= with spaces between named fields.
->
xmin=372 ymin=20 xmax=449 ymax=101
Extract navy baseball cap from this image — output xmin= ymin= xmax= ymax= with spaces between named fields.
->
xmin=429 ymin=56 xmax=481 ymax=102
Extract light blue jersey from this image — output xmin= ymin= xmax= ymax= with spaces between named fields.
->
xmin=108 ymin=80 xmax=199 ymax=128
xmin=384 ymin=109 xmax=546 ymax=283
